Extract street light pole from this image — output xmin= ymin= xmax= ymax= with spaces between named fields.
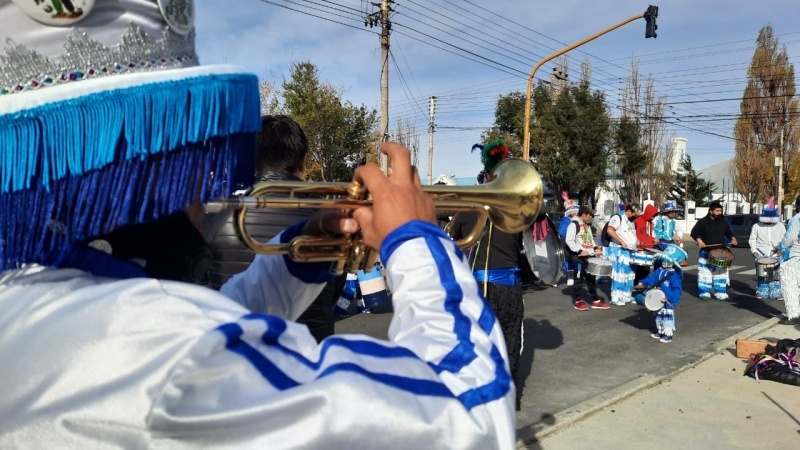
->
xmin=777 ymin=127 xmax=785 ymax=211
xmin=522 ymin=6 xmax=658 ymax=161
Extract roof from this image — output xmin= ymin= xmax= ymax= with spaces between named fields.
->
xmin=698 ymin=158 xmax=735 ymax=192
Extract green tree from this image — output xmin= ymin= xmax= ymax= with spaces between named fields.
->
xmin=612 ymin=115 xmax=647 ymax=203
xmin=733 ymin=25 xmax=800 ymax=205
xmin=527 ymin=81 xmax=611 ymax=205
xmin=282 ymin=62 xmax=378 ymax=182
xmin=668 ymin=155 xmax=716 ymax=208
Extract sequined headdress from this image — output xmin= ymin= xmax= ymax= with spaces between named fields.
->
xmin=0 ymin=1 xmax=260 ymax=269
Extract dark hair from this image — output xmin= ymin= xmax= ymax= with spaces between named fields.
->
xmin=626 ymin=203 xmax=640 ymax=214
xmin=256 ymin=115 xmax=308 ymax=175
xmin=708 ymin=201 xmax=723 ymax=211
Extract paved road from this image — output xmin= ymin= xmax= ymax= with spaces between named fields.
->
xmin=334 ymin=241 xmax=788 ymax=439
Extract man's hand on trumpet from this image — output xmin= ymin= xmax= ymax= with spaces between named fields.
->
xmin=353 ymin=142 xmax=436 ymax=250
xmin=300 ymin=142 xmax=435 ymax=251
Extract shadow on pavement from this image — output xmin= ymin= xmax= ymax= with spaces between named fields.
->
xmin=618 ymin=308 xmax=655 ymax=331
xmin=518 ymin=318 xmax=563 ymax=409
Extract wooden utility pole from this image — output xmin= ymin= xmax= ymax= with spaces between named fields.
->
xmin=427 ymin=96 xmax=436 ymax=185
xmin=379 ymin=0 xmax=392 ymax=173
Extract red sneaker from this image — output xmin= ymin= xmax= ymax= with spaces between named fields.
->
xmin=590 ymin=299 xmax=611 ymax=310
xmin=573 ymin=299 xmax=589 ymax=311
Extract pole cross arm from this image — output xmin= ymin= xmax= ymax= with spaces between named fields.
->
xmin=522 ymin=6 xmax=659 ymax=162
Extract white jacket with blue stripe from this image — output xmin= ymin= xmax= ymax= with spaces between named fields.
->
xmin=0 ymin=221 xmax=515 ymax=449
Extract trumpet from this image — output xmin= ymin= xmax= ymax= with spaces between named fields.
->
xmin=205 ymin=158 xmax=543 ymax=275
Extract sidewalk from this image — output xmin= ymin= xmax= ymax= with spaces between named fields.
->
xmin=523 ymin=319 xmax=800 ymax=449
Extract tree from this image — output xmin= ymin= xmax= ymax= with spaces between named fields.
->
xmin=668 ymin=155 xmax=716 ymax=208
xmin=282 ymin=62 xmax=378 ymax=182
xmin=392 ymin=117 xmax=420 ymax=167
xmin=527 ymin=77 xmax=611 ymax=205
xmin=733 ymin=25 xmax=800 ymax=205
xmin=617 ymin=59 xmax=673 ymax=205
xmin=486 ymin=63 xmax=611 ymax=207
xmin=258 ymin=79 xmax=284 ymax=116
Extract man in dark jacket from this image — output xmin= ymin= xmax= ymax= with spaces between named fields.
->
xmin=207 ymin=115 xmax=344 ymax=341
xmin=690 ymin=201 xmax=738 ymax=300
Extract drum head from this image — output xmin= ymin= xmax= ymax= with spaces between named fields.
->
xmin=644 ymin=289 xmax=665 ymax=311
xmin=757 ymin=257 xmax=778 ymax=265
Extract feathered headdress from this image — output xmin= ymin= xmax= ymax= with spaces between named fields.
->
xmin=472 ymin=139 xmax=510 ymax=176
xmin=562 ymin=191 xmax=579 ymax=216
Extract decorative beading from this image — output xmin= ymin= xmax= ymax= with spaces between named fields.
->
xmin=1 ymin=24 xmax=197 ymax=96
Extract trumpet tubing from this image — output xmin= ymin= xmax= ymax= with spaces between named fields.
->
xmin=205 ymin=158 xmax=543 ymax=274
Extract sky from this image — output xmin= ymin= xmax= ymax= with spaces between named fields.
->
xmin=195 ymin=0 xmax=800 ymax=182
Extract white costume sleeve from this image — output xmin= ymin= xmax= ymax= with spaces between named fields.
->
xmin=564 ymin=220 xmax=581 ymax=253
xmin=150 ymin=221 xmax=515 ymax=449
xmin=220 ymin=221 xmax=330 ymax=320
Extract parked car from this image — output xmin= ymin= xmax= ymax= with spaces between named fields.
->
xmin=725 ymin=214 xmax=759 ymax=248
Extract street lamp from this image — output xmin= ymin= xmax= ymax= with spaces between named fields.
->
xmin=522 ymin=6 xmax=658 ymax=161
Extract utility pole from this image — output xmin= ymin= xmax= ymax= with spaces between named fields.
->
xmin=427 ymin=96 xmax=436 ymax=185
xmin=777 ymin=127 xmax=785 ymax=212
xmin=379 ymin=0 xmax=392 ymax=173
xmin=363 ymin=1 xmax=393 ymax=173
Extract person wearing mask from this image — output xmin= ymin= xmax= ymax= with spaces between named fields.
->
xmin=690 ymin=202 xmax=738 ymax=300
xmin=605 ymin=204 xmax=640 ymax=305
xmin=563 ymin=207 xmax=610 ymax=311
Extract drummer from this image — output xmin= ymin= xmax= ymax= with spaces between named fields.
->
xmin=633 ymin=204 xmax=661 ymax=285
xmin=690 ymin=201 xmax=738 ymax=300
xmin=749 ymin=199 xmax=785 ymax=300
xmin=633 ymin=245 xmax=688 ymax=343
xmin=564 ymin=207 xmax=611 ymax=311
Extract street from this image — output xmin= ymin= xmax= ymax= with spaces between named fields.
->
xmin=334 ymin=241 xmax=790 ymax=439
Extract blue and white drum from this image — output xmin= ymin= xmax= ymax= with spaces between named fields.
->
xmin=357 ymin=263 xmax=390 ymax=312
xmin=630 ymin=251 xmax=654 ymax=266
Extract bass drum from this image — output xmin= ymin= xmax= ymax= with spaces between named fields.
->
xmin=523 ymin=215 xmax=564 ymax=287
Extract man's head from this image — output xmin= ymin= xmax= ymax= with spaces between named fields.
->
xmin=256 ymin=115 xmax=309 ymax=177
xmin=662 ymin=201 xmax=679 ymax=218
xmin=624 ymin=204 xmax=640 ymax=219
xmin=578 ymin=206 xmax=595 ymax=223
xmin=708 ymin=201 xmax=723 ymax=219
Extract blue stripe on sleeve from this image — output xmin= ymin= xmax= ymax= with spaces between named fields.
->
xmin=278 ymin=221 xmax=334 ymax=284
xmin=317 ymin=362 xmax=455 ymax=399
xmin=457 ymin=344 xmax=512 ymax=409
xmin=217 ymin=322 xmax=300 ymax=390
xmin=423 ymin=234 xmax=478 ymax=374
xmin=379 ymin=220 xmax=450 ymax=263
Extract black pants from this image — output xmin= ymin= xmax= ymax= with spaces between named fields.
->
xmin=568 ymin=254 xmax=598 ymax=300
xmin=296 ymin=274 xmax=346 ymax=343
xmin=484 ymin=282 xmax=523 ymax=387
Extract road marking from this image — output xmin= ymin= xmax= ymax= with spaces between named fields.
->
xmin=738 ymin=269 xmax=756 ymax=275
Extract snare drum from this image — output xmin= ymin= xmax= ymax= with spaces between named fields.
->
xmin=644 ymin=288 xmax=666 ymax=311
xmin=708 ymin=249 xmax=734 ymax=268
xmin=630 ymin=251 xmax=655 ymax=266
xmin=586 ymin=258 xmax=612 ymax=276
xmin=357 ymin=263 xmax=390 ymax=312
xmin=756 ymin=257 xmax=780 ymax=281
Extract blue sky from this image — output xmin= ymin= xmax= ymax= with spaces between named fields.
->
xmin=195 ymin=0 xmax=800 ymax=181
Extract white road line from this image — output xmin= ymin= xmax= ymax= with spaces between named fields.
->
xmin=738 ymin=269 xmax=756 ymax=275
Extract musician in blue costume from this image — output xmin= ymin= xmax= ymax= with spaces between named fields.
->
xmin=0 ymin=1 xmax=515 ymax=448
xmin=633 ymin=245 xmax=687 ymax=343
xmin=749 ymin=199 xmax=785 ymax=300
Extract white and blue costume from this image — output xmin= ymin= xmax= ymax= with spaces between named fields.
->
xmin=0 ymin=221 xmax=516 ymax=448
xmin=653 ymin=202 xmax=683 ymax=249
xmin=777 ymin=213 xmax=800 ymax=321
xmin=605 ymin=213 xmax=637 ymax=305
xmin=633 ymin=245 xmax=687 ymax=342
xmin=749 ymin=209 xmax=785 ymax=300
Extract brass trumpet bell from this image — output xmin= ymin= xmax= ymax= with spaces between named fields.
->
xmin=205 ymin=158 xmax=543 ymax=274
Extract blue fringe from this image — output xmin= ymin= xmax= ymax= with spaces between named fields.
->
xmin=0 ymin=73 xmax=260 ymax=270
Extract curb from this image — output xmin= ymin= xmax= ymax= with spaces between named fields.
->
xmin=515 ymin=316 xmax=780 ymax=448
